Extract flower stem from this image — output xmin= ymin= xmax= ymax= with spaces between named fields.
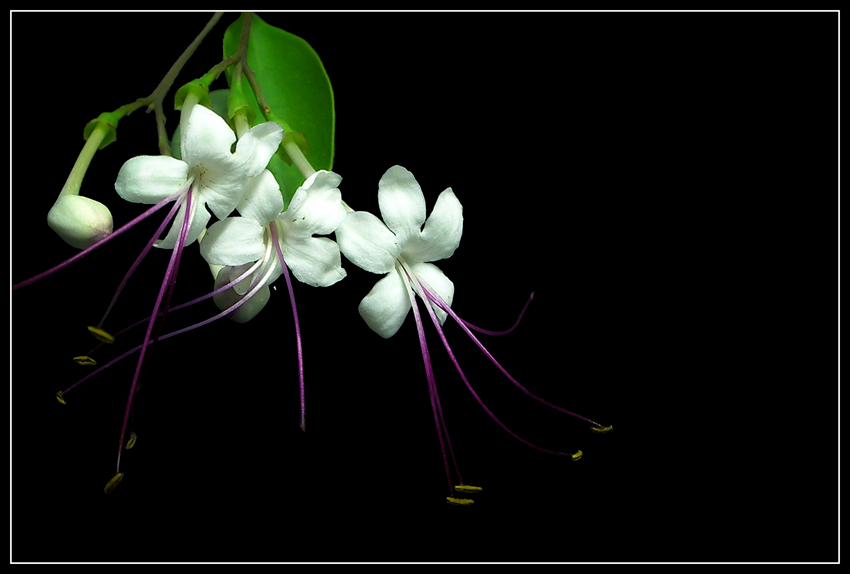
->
xmin=106 ymin=13 xmax=225 ymax=157
xmin=138 ymin=12 xmax=224 ymax=115
xmin=57 ymin=122 xmax=109 ymax=201
xmin=284 ymin=139 xmax=317 ymax=180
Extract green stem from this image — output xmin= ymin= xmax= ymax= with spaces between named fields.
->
xmin=283 ymin=139 xmax=316 ymax=180
xmin=58 ymin=122 xmax=109 ymax=200
xmin=179 ymin=91 xmax=202 ymax=144
xmin=144 ymin=12 xmax=224 ymax=113
xmin=240 ymin=59 xmax=270 ymax=116
xmin=105 ymin=12 xmax=225 ymax=154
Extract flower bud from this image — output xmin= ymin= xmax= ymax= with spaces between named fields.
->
xmin=212 ymin=264 xmax=271 ymax=323
xmin=47 ymin=195 xmax=113 ymax=249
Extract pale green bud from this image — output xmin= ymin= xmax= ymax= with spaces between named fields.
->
xmin=47 ymin=195 xmax=113 ymax=249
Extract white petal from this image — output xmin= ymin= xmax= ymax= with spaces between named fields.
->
xmin=115 ymin=155 xmax=189 ymax=204
xmin=412 ymin=188 xmax=463 ymax=263
xmin=194 ymin=170 xmax=247 ymax=220
xmin=280 ymin=235 xmax=347 ymax=287
xmin=358 ymin=267 xmax=411 ymax=338
xmin=200 ymin=122 xmax=284 ymax=213
xmin=335 ymin=211 xmax=400 ymax=274
xmin=410 ymin=261 xmax=454 ymax=325
xmin=199 ymin=217 xmax=266 ymax=266
xmin=180 ymin=105 xmax=238 ymax=170
xmin=182 ymin=107 xmax=284 ymax=220
xmin=237 ymin=170 xmax=284 ymax=225
xmin=233 ymin=121 xmax=285 ymax=178
xmin=155 ymin=199 xmax=211 ymax=249
xmin=280 ymin=170 xmax=347 ymax=237
xmin=377 ymin=165 xmax=426 ymax=246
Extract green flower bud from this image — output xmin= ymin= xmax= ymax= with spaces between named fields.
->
xmin=47 ymin=195 xmax=113 ymax=249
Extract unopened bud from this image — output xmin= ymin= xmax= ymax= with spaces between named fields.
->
xmin=212 ymin=264 xmax=271 ymax=323
xmin=47 ymin=195 xmax=113 ymax=249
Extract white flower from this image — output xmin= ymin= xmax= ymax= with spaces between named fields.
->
xmin=199 ymin=169 xmax=348 ymax=320
xmin=335 ymin=165 xmax=463 ymax=338
xmin=114 ymin=105 xmax=284 ymax=248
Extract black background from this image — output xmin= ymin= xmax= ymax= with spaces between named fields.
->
xmin=11 ymin=11 xmax=837 ymax=563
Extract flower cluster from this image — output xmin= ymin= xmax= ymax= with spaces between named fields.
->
xmin=16 ymin=101 xmax=350 ymax=492
xmin=15 ymin=86 xmax=609 ymax=504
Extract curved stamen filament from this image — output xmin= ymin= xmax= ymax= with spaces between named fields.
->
xmin=62 ymin=260 xmax=279 ymax=398
xmin=460 ymin=292 xmax=535 ymax=337
xmin=84 ymin=257 xmax=264 ymax=356
xmin=398 ymin=262 xmax=461 ymax=496
xmin=418 ymin=279 xmax=606 ymax=430
xmin=237 ymin=227 xmax=275 ymax=302
xmin=116 ymin=188 xmax=195 ymax=473
xmin=398 ymin=260 xmax=576 ymax=457
xmin=96 ymin=192 xmax=186 ymax=328
xmin=83 ymin=258 xmax=264 ymax=358
xmin=269 ymin=222 xmax=306 ymax=431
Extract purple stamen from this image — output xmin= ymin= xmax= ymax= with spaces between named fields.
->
xmin=96 ymin=194 xmax=186 ymax=328
xmin=83 ymin=259 xmax=263 ymax=357
xmin=460 ymin=292 xmax=535 ymax=337
xmin=116 ymin=188 xmax=194 ymax=473
xmin=268 ymin=223 xmax=306 ymax=431
xmin=63 ymin=259 xmax=279 ymax=398
xmin=416 ymin=281 xmax=571 ymax=457
xmin=422 ymin=285 xmax=606 ymax=429
xmin=12 ymin=189 xmax=184 ymax=291
xmin=404 ymin=271 xmax=457 ymax=497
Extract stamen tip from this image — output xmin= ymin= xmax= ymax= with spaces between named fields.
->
xmin=125 ymin=432 xmax=137 ymax=450
xmin=104 ymin=473 xmax=124 ymax=494
xmin=572 ymin=450 xmax=583 ymax=461
xmin=591 ymin=425 xmax=613 ymax=434
xmin=55 ymin=391 xmax=66 ymax=404
xmin=447 ymin=497 xmax=475 ymax=506
xmin=87 ymin=326 xmax=115 ymax=344
xmin=73 ymin=355 xmax=97 ymax=366
xmin=454 ymin=484 xmax=483 ymax=494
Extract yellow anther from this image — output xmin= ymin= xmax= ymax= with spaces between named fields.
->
xmin=125 ymin=432 xmax=137 ymax=450
xmin=73 ymin=355 xmax=97 ymax=366
xmin=87 ymin=326 xmax=115 ymax=344
xmin=446 ymin=497 xmax=475 ymax=506
xmin=454 ymin=485 xmax=483 ymax=494
xmin=55 ymin=391 xmax=66 ymax=404
xmin=572 ymin=450 xmax=583 ymax=461
xmin=591 ymin=425 xmax=613 ymax=434
xmin=104 ymin=473 xmax=124 ymax=494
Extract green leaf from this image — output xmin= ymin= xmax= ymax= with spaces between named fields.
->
xmin=223 ymin=13 xmax=335 ymax=209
